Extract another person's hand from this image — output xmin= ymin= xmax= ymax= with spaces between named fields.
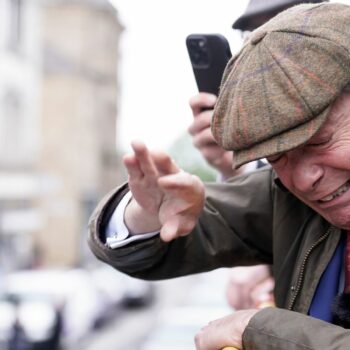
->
xmin=123 ymin=141 xmax=205 ymax=242
xmin=188 ymin=93 xmax=244 ymax=179
xmin=194 ymin=309 xmax=259 ymax=350
xmin=250 ymin=274 xmax=275 ymax=309
xmin=225 ymin=265 xmax=275 ymax=310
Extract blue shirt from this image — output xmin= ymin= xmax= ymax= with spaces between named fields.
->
xmin=309 ymin=235 xmax=345 ymax=322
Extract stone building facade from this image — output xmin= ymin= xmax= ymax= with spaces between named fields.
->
xmin=0 ymin=0 xmax=123 ymax=268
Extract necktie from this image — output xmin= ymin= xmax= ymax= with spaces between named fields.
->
xmin=332 ymin=231 xmax=350 ymax=328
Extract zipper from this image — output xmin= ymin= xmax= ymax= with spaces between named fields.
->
xmin=287 ymin=226 xmax=333 ymax=311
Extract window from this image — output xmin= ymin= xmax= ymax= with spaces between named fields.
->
xmin=0 ymin=89 xmax=24 ymax=165
xmin=7 ymin=0 xmax=22 ymax=52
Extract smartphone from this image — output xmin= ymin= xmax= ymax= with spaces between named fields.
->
xmin=186 ymin=33 xmax=232 ymax=95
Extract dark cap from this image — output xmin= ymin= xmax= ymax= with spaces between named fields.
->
xmin=212 ymin=3 xmax=350 ymax=168
xmin=232 ymin=0 xmax=328 ymax=31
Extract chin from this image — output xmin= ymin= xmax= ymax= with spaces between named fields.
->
xmin=301 ymin=200 xmax=350 ymax=230
xmin=324 ymin=212 xmax=350 ymax=230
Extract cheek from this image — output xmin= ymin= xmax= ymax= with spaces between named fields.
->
xmin=338 ymin=152 xmax=350 ymax=169
xmin=271 ymin=165 xmax=293 ymax=190
xmin=321 ymin=145 xmax=350 ymax=168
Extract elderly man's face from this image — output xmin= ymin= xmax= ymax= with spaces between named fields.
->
xmin=267 ymin=91 xmax=350 ymax=230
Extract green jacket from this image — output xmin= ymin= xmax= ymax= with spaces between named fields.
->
xmin=88 ymin=167 xmax=350 ymax=349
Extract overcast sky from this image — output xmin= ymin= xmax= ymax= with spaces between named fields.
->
xmin=109 ymin=0 xmax=249 ymax=152
xmin=109 ymin=0 xmax=350 ymax=153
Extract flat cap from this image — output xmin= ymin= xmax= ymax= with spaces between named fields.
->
xmin=212 ymin=3 xmax=350 ymax=168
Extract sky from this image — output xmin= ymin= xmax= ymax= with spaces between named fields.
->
xmin=109 ymin=0 xmax=249 ymax=153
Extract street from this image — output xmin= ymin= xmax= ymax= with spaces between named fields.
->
xmin=74 ymin=270 xmax=229 ymax=350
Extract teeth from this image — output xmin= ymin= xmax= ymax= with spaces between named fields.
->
xmin=321 ymin=194 xmax=334 ymax=202
xmin=320 ymin=182 xmax=350 ymax=202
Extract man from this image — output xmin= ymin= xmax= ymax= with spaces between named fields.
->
xmin=89 ymin=3 xmax=350 ymax=349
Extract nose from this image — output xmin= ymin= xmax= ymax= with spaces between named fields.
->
xmin=289 ymin=149 xmax=324 ymax=194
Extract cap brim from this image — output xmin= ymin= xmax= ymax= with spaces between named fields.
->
xmin=233 ymin=105 xmax=330 ymax=168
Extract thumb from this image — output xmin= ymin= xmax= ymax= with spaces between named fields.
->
xmin=160 ymin=219 xmax=179 ymax=242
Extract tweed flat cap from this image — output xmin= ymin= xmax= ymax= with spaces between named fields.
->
xmin=212 ymin=3 xmax=350 ymax=168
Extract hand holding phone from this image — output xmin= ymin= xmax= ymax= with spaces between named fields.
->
xmin=187 ymin=34 xmax=239 ymax=179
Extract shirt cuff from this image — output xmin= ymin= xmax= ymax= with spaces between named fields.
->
xmin=105 ymin=191 xmax=159 ymax=249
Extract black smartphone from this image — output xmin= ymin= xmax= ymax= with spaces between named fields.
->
xmin=186 ymin=33 xmax=232 ymax=95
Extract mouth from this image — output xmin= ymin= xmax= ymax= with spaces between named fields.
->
xmin=318 ymin=181 xmax=350 ymax=203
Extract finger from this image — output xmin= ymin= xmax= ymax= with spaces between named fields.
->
xmin=123 ymin=154 xmax=143 ymax=180
xmin=151 ymin=151 xmax=179 ymax=175
xmin=189 ymin=93 xmax=217 ymax=116
xmin=157 ymin=172 xmax=198 ymax=192
xmin=159 ymin=206 xmax=196 ymax=242
xmin=194 ymin=329 xmax=206 ymax=350
xmin=251 ymin=276 xmax=275 ymax=296
xmin=228 ymin=266 xmax=270 ymax=287
xmin=131 ymin=140 xmax=158 ymax=177
xmin=177 ymin=216 xmax=196 ymax=236
xmin=201 ymin=146 xmax=227 ymax=164
xmin=188 ymin=111 xmax=213 ymax=135
xmin=193 ymin=127 xmax=217 ymax=148
xmin=158 ymin=173 xmax=204 ymax=215
xmin=251 ymin=277 xmax=275 ymax=307
xmin=160 ymin=218 xmax=179 ymax=242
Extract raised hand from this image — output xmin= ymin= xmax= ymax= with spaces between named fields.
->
xmin=123 ymin=141 xmax=205 ymax=242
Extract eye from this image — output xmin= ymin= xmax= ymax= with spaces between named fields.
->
xmin=266 ymin=153 xmax=284 ymax=164
xmin=308 ymin=139 xmax=329 ymax=148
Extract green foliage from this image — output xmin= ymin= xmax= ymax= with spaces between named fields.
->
xmin=167 ymin=133 xmax=218 ymax=182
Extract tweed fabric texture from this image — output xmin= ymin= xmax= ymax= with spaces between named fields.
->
xmin=213 ymin=3 xmax=350 ymax=168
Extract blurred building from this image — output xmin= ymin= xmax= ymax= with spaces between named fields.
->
xmin=0 ymin=0 xmax=123 ymax=269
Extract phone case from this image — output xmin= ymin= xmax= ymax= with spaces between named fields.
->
xmin=186 ymin=34 xmax=232 ymax=95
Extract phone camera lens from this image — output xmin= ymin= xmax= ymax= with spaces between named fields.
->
xmin=198 ymin=39 xmax=205 ymax=48
xmin=188 ymin=37 xmax=210 ymax=67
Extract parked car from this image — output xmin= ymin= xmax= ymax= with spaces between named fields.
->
xmin=1 ymin=268 xmax=114 ymax=348
xmin=0 ymin=293 xmax=61 ymax=350
xmin=121 ymin=274 xmax=155 ymax=307
xmin=0 ymin=298 xmax=16 ymax=348
xmin=90 ymin=264 xmax=155 ymax=308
